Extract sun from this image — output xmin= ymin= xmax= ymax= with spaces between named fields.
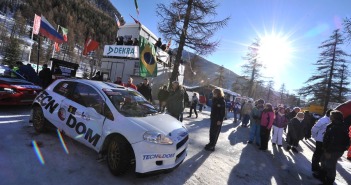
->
xmin=257 ymin=34 xmax=294 ymax=79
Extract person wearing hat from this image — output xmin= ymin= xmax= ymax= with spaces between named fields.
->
xmin=271 ymin=106 xmax=289 ymax=147
xmin=138 ymin=78 xmax=153 ymax=102
xmin=248 ymin=99 xmax=265 ymax=146
xmin=286 ymin=112 xmax=306 ymax=153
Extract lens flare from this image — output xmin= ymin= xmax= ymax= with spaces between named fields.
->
xmin=32 ymin=140 xmax=45 ymax=165
xmin=56 ymin=129 xmax=69 ymax=154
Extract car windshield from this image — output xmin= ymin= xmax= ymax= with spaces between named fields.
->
xmin=103 ymin=88 xmax=158 ymax=117
xmin=0 ymin=66 xmax=24 ymax=79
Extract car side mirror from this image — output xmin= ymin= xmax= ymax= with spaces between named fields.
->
xmin=86 ymin=107 xmax=102 ymax=120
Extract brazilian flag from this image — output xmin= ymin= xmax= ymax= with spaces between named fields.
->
xmin=139 ymin=36 xmax=157 ymax=77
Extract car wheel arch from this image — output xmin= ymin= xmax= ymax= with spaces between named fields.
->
xmin=101 ymin=133 xmax=135 ymax=159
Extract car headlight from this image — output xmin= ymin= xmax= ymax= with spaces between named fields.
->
xmin=143 ymin=131 xmax=173 ymax=145
xmin=3 ymin=87 xmax=16 ymax=94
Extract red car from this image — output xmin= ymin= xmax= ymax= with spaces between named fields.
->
xmin=0 ymin=65 xmax=42 ymax=105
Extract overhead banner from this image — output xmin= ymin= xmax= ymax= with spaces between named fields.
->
xmin=103 ymin=45 xmax=139 ymax=58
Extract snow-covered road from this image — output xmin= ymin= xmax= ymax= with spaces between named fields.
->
xmin=1 ymin=106 xmax=350 ymax=185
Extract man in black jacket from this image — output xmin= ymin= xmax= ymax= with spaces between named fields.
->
xmin=138 ymin=78 xmax=152 ymax=102
xmin=39 ymin=64 xmax=52 ymax=88
xmin=313 ymin=110 xmax=350 ymax=185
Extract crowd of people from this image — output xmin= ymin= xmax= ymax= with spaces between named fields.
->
xmin=206 ymin=96 xmax=350 ymax=185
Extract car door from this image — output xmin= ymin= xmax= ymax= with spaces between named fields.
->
xmin=60 ymin=82 xmax=105 ymax=150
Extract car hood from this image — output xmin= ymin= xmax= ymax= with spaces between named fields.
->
xmin=129 ymin=113 xmax=187 ymax=135
xmin=0 ymin=77 xmax=42 ymax=89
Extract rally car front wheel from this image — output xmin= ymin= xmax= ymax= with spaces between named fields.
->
xmin=107 ymin=136 xmax=132 ymax=176
xmin=32 ymin=106 xmax=47 ymax=133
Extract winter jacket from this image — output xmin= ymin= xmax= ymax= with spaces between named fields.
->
xmin=138 ymin=84 xmax=152 ymax=102
xmin=166 ymin=86 xmax=184 ymax=116
xmin=323 ymin=121 xmax=350 ymax=153
xmin=250 ymin=106 xmax=263 ymax=125
xmin=210 ymin=97 xmax=226 ymax=122
xmin=287 ymin=118 xmax=306 ymax=141
xmin=125 ymin=83 xmax=137 ymax=90
xmin=241 ymin=102 xmax=253 ymax=115
xmin=157 ymin=89 xmax=169 ymax=102
xmin=311 ymin=116 xmax=330 ymax=142
xmin=199 ymin=95 xmax=207 ymax=104
xmin=260 ymin=111 xmax=275 ymax=129
xmin=273 ymin=113 xmax=289 ymax=128
xmin=191 ymin=95 xmax=199 ymax=107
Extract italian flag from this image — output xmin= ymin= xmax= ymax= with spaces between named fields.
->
xmin=60 ymin=26 xmax=68 ymax=42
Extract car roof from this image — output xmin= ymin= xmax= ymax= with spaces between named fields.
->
xmin=56 ymin=79 xmax=130 ymax=91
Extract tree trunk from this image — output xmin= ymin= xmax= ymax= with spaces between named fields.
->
xmin=169 ymin=0 xmax=193 ymax=85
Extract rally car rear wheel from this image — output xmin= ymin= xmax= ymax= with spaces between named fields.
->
xmin=107 ymin=136 xmax=132 ymax=176
xmin=32 ymin=106 xmax=47 ymax=133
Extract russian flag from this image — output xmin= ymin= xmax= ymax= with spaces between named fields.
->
xmin=39 ymin=16 xmax=64 ymax=44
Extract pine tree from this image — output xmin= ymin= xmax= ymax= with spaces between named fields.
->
xmin=213 ymin=65 xmax=225 ymax=87
xmin=266 ymin=80 xmax=274 ymax=103
xmin=279 ymin=83 xmax=286 ymax=105
xmin=2 ymin=22 xmax=21 ymax=66
xmin=156 ymin=0 xmax=229 ymax=84
xmin=241 ymin=39 xmax=263 ymax=97
xmin=299 ymin=29 xmax=349 ymax=112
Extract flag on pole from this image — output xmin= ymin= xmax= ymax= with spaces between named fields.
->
xmin=39 ymin=16 xmax=64 ymax=44
xmin=54 ymin=42 xmax=60 ymax=52
xmin=130 ymin=14 xmax=140 ymax=24
xmin=83 ymin=38 xmax=99 ymax=56
xmin=134 ymin=0 xmax=139 ymax=15
xmin=33 ymin=14 xmax=41 ymax=35
xmin=59 ymin=26 xmax=68 ymax=42
xmin=114 ymin=14 xmax=121 ymax=28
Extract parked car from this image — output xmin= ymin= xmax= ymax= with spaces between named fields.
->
xmin=0 ymin=65 xmax=42 ymax=105
xmin=30 ymin=79 xmax=189 ymax=176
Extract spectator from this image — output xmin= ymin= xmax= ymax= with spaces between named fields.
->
xmin=156 ymin=38 xmax=162 ymax=48
xmin=166 ymin=81 xmax=184 ymax=121
xmin=117 ymin=36 xmax=124 ymax=45
xmin=132 ymin=38 xmax=139 ymax=46
xmin=125 ymin=77 xmax=137 ymax=90
xmin=288 ymin=107 xmax=301 ymax=120
xmin=157 ymin=85 xmax=169 ymax=112
xmin=39 ymin=64 xmax=52 ymax=88
xmin=126 ymin=37 xmax=133 ymax=45
xmin=224 ymin=97 xmax=231 ymax=120
xmin=198 ymin=93 xmax=207 ymax=112
xmin=313 ymin=110 xmax=350 ymax=185
xmin=114 ymin=76 xmax=124 ymax=86
xmin=18 ymin=62 xmax=40 ymax=84
xmin=271 ymin=106 xmax=289 ymax=147
xmin=233 ymin=99 xmax=241 ymax=123
xmin=91 ymin=71 xmax=103 ymax=81
xmin=311 ymin=109 xmax=332 ymax=172
xmin=138 ymin=78 xmax=152 ymax=102
xmin=259 ymin=103 xmax=275 ymax=151
xmin=241 ymin=100 xmax=254 ymax=127
xmin=304 ymin=110 xmax=313 ymax=139
xmin=248 ymin=99 xmax=265 ymax=146
xmin=187 ymin=93 xmax=199 ymax=118
xmin=286 ymin=112 xmax=306 ymax=153
xmin=205 ymin=88 xmax=226 ymax=151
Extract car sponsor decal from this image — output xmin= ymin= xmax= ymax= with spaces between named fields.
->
xmin=66 ymin=114 xmax=101 ymax=147
xmin=58 ymin=108 xmax=66 ymax=121
xmin=35 ymin=91 xmax=59 ymax=114
xmin=143 ymin=153 xmax=175 ymax=160
xmin=68 ymin=105 xmax=77 ymax=115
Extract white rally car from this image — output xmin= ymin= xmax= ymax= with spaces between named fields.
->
xmin=31 ymin=79 xmax=188 ymax=175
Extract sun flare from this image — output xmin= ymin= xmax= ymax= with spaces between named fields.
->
xmin=259 ymin=35 xmax=293 ymax=67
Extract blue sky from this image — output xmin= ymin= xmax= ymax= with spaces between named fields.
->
xmin=112 ymin=0 xmax=351 ymax=93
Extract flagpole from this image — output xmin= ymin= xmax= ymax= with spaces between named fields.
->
xmin=28 ymin=26 xmax=34 ymax=63
xmin=52 ymin=25 xmax=60 ymax=58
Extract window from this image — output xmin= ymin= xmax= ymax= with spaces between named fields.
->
xmin=68 ymin=83 xmax=104 ymax=114
xmin=53 ymin=81 xmax=74 ymax=97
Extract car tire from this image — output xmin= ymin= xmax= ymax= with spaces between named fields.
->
xmin=107 ymin=136 xmax=132 ymax=176
xmin=32 ymin=106 xmax=47 ymax=133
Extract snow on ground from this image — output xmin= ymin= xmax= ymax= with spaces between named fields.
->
xmin=0 ymin=106 xmax=350 ymax=185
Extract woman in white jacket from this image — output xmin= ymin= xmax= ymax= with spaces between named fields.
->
xmin=311 ymin=109 xmax=332 ymax=172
